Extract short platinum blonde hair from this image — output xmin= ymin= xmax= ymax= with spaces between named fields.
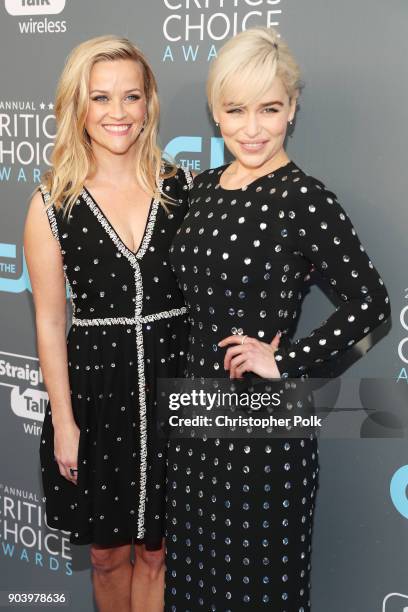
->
xmin=207 ymin=27 xmax=301 ymax=113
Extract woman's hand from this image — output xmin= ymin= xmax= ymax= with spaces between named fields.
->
xmin=218 ymin=332 xmax=282 ymax=379
xmin=53 ymin=422 xmax=80 ymax=485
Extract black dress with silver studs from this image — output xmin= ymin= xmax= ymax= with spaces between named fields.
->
xmin=165 ymin=161 xmax=390 ymax=610
xmin=38 ymin=166 xmax=193 ymax=549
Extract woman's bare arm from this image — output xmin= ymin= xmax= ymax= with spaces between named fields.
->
xmin=24 ymin=191 xmax=79 ymax=483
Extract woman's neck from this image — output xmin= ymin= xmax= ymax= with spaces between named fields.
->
xmin=89 ymin=143 xmax=140 ymax=187
xmin=228 ymin=149 xmax=290 ymax=182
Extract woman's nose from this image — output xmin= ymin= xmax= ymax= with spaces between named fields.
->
xmin=109 ymin=99 xmax=126 ymax=120
xmin=244 ymin=113 xmax=261 ymax=137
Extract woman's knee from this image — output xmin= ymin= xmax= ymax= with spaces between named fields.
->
xmin=138 ymin=547 xmax=165 ymax=580
xmin=90 ymin=545 xmax=131 ymax=575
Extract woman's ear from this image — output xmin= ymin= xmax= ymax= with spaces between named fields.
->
xmin=289 ymin=91 xmax=299 ymax=122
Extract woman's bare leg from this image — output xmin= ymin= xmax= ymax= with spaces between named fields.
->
xmin=131 ymin=540 xmax=165 ymax=612
xmin=90 ymin=543 xmax=132 ymax=612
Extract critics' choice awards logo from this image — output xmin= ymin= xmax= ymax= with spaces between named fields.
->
xmin=0 ymin=99 xmax=54 ymax=295
xmin=0 ymin=351 xmax=47 ymax=435
xmin=0 ymin=100 xmax=55 ymax=182
xmin=162 ymin=0 xmax=283 ymax=62
xmin=0 ymin=482 xmax=72 ymax=575
xmin=388 ymin=290 xmax=408 ymax=523
xmin=4 ymin=0 xmax=67 ymax=33
xmin=397 ymin=291 xmax=408 ymax=381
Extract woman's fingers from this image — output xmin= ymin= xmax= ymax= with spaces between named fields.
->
xmin=65 ymin=465 xmax=78 ymax=485
xmin=219 ymin=333 xmax=282 ymax=378
xmin=223 ymin=343 xmax=251 ymax=370
xmin=218 ymin=335 xmax=255 ymax=348
xmin=235 ymin=360 xmax=251 ymax=378
xmin=229 ymin=353 xmax=250 ymax=378
xmin=219 ymin=332 xmax=280 ymax=349
xmin=270 ymin=331 xmax=281 ymax=351
xmin=57 ymin=459 xmax=78 ymax=485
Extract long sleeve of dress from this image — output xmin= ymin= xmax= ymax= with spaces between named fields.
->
xmin=273 ymin=180 xmax=391 ymax=378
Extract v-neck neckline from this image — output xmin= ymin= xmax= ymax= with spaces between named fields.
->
xmin=81 ymin=185 xmax=160 ymax=263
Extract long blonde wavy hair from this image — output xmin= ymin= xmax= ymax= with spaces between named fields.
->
xmin=42 ymin=35 xmax=176 ymax=214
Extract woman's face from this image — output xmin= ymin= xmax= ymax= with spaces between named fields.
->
xmin=214 ymin=76 xmax=296 ymax=171
xmin=85 ymin=58 xmax=147 ymax=157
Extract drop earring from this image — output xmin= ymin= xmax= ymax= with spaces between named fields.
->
xmin=140 ymin=113 xmax=147 ymax=133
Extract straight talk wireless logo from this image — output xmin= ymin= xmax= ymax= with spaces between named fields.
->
xmin=4 ymin=0 xmax=67 ymax=34
xmin=0 ymin=351 xmax=47 ymax=436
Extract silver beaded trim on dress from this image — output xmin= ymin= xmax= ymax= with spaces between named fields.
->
xmin=71 ymin=307 xmax=188 ymax=327
xmin=40 ymin=174 xmax=185 ymax=541
xmin=39 ymin=184 xmax=59 ymax=241
xmin=136 ymin=195 xmax=161 ymax=259
xmin=142 ymin=307 xmax=188 ymax=323
xmin=181 ymin=166 xmax=194 ymax=191
xmin=80 ymin=189 xmax=138 ymax=267
xmin=39 ymin=184 xmax=77 ymax=316
xmin=133 ymin=264 xmax=147 ymax=538
xmin=80 ymin=174 xmax=177 ymax=539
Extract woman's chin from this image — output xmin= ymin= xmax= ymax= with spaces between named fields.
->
xmin=101 ymin=141 xmax=137 ymax=156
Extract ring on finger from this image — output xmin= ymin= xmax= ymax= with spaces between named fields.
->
xmin=241 ymin=335 xmax=248 ymax=345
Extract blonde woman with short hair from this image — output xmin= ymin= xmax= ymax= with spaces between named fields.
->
xmin=165 ymin=27 xmax=390 ymax=609
xmin=24 ymin=35 xmax=192 ymax=612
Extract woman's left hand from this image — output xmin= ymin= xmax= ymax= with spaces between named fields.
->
xmin=218 ymin=332 xmax=282 ymax=379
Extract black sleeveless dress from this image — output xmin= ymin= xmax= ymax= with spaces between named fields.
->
xmin=38 ymin=166 xmax=193 ymax=549
xmin=164 ymin=162 xmax=390 ymax=610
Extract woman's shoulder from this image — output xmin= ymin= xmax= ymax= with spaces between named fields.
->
xmin=201 ymin=164 xmax=227 ymax=180
xmin=281 ymin=164 xmax=355 ymax=231
xmin=187 ymin=165 xmax=228 ymax=192
xmin=285 ymin=163 xmax=338 ymax=201
xmin=161 ymin=162 xmax=194 ymax=194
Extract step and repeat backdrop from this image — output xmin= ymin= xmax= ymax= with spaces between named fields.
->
xmin=0 ymin=1 xmax=407 ymax=611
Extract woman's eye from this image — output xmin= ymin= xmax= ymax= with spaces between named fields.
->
xmin=263 ymin=107 xmax=279 ymax=113
xmin=226 ymin=108 xmax=243 ymax=114
xmin=90 ymin=94 xmax=141 ymax=103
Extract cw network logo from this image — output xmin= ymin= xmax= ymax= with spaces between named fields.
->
xmin=164 ymin=135 xmax=224 ymax=173
xmin=390 ymin=465 xmax=408 ymax=520
xmin=5 ymin=0 xmax=65 ymax=16
xmin=0 ymin=243 xmax=31 ymax=293
xmin=382 ymin=592 xmax=408 ymax=612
